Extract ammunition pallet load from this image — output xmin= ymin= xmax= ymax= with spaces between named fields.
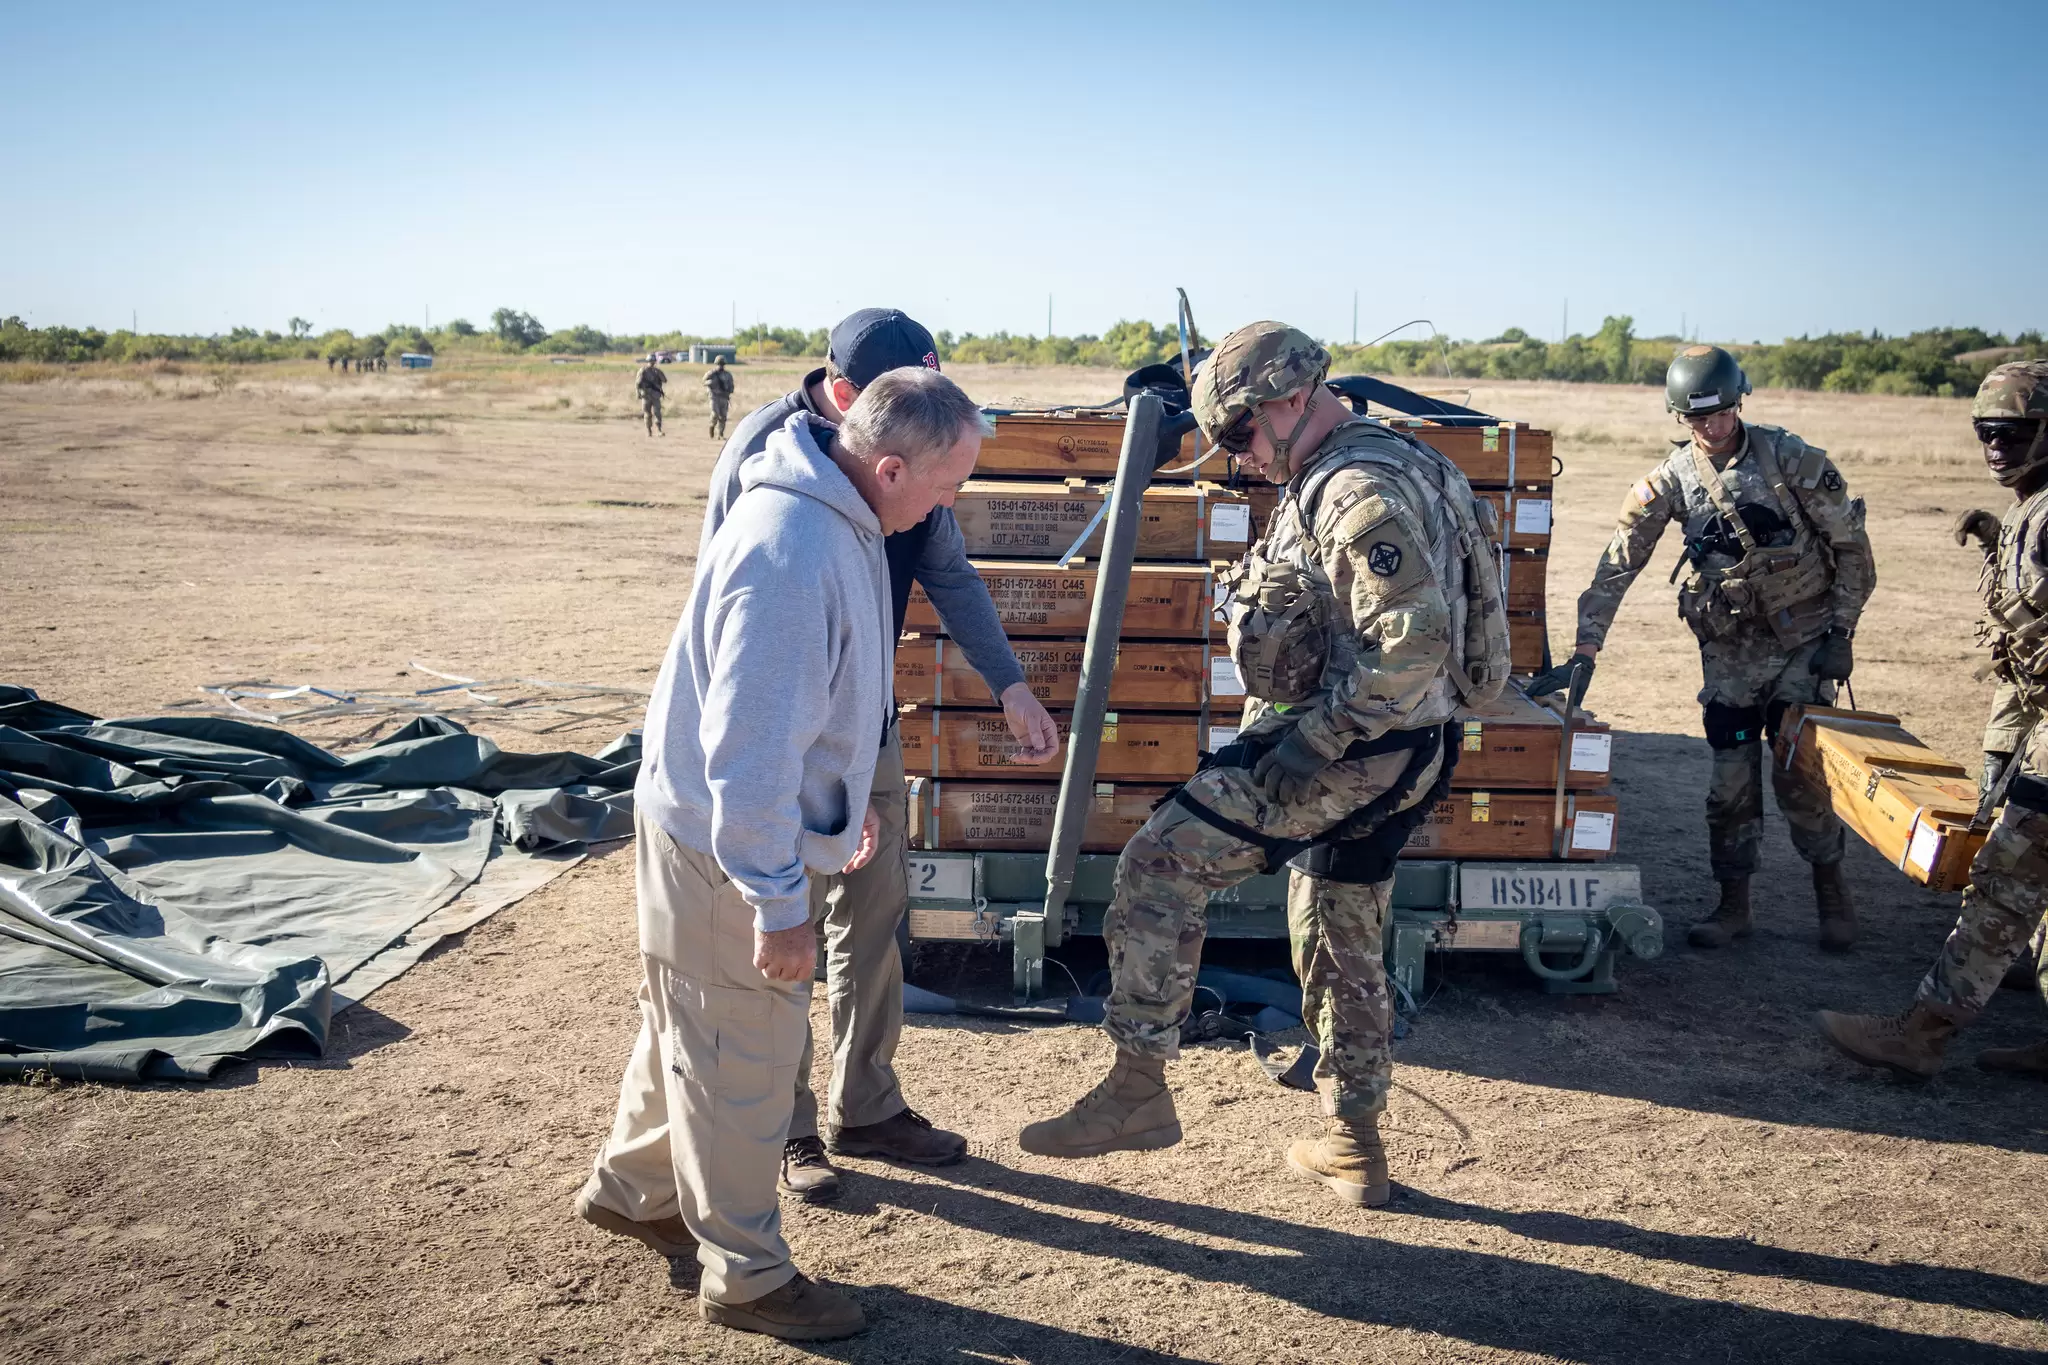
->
xmin=950 ymin=481 xmax=1253 ymax=561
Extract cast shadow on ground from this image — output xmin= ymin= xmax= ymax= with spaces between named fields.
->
xmin=776 ymin=1285 xmax=1204 ymax=1365
xmin=207 ymin=999 xmax=414 ymax=1088
xmin=1402 ymin=728 xmax=2048 ymax=1151
xmin=839 ymin=1163 xmax=2042 ymax=1364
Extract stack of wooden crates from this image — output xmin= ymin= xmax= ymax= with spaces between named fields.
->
xmin=898 ymin=408 xmax=1620 ymax=863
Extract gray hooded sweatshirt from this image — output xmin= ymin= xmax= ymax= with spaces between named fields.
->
xmin=636 ymin=412 xmax=893 ymax=937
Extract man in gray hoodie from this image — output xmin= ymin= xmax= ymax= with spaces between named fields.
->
xmin=579 ymin=368 xmax=988 ymax=1342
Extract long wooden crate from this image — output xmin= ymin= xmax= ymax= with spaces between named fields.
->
xmin=976 ymin=411 xmax=1200 ymax=481
xmin=904 ymin=561 xmax=1216 ymax=638
xmin=906 ymin=778 xmax=1617 ymax=860
xmin=896 ymin=636 xmax=1234 ymax=711
xmin=1244 ymin=482 xmax=1552 ymax=551
xmin=1774 ymin=706 xmax=1984 ymax=891
xmin=1509 ymin=613 xmax=1547 ymax=674
xmin=951 ymin=481 xmax=1253 ymax=561
xmin=1503 ymin=551 xmax=1547 ymax=613
xmin=898 ymin=706 xmax=1199 ymax=782
xmin=976 ymin=409 xmax=1552 ymax=491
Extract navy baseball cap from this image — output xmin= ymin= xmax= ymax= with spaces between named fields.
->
xmin=828 ymin=308 xmax=941 ymax=389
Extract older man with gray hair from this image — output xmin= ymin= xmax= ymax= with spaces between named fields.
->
xmin=578 ymin=368 xmax=988 ymax=1342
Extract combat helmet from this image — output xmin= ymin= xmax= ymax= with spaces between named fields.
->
xmin=1665 ymin=345 xmax=1751 ymax=416
xmin=1191 ymin=321 xmax=1330 ymax=476
xmin=1973 ymin=360 xmax=2048 ymax=487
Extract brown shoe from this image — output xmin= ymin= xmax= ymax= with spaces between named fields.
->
xmin=1688 ymin=877 xmax=1753 ymax=949
xmin=1977 ymin=1039 xmax=2048 ymax=1079
xmin=700 ymin=1271 xmax=865 ymax=1341
xmin=1817 ymin=999 xmax=1973 ymax=1080
xmin=1286 ymin=1116 xmax=1391 ymax=1208
xmin=778 ymin=1135 xmax=842 ymax=1202
xmin=829 ymin=1107 xmax=967 ymax=1166
xmin=1018 ymin=1048 xmax=1181 ymax=1158
xmin=1813 ymin=862 xmax=1857 ymax=952
xmin=572 ymin=1189 xmax=696 ymax=1258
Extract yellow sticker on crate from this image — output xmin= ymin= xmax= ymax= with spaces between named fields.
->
xmin=1483 ymin=426 xmax=1500 ymax=452
xmin=1471 ymin=791 xmax=1492 ymax=823
xmin=1463 ymin=719 xmax=1484 ymax=752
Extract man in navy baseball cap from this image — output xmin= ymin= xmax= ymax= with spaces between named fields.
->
xmin=828 ymin=308 xmax=942 ymax=389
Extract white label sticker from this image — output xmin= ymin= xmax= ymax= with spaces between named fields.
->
xmin=1513 ymin=499 xmax=1553 ymax=535
xmin=1570 ymin=810 xmax=1616 ymax=852
xmin=1208 ymin=726 xmax=1240 ymax=751
xmin=905 ymin=855 xmax=974 ymax=902
xmin=1569 ymin=731 xmax=1613 ymax=773
xmin=1210 ymin=503 xmax=1251 ymax=542
xmin=1906 ymin=820 xmax=1941 ymax=874
xmin=1688 ymin=394 xmax=1720 ymax=410
xmin=1209 ymin=655 xmax=1244 ymax=697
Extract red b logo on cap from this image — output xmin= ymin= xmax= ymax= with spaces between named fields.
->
xmin=922 ymin=352 xmax=939 ymax=369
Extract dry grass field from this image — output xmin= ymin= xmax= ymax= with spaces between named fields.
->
xmin=2 ymin=356 xmax=2045 ymax=1364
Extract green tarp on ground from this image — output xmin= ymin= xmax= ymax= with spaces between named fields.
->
xmin=0 ymin=685 xmax=637 ymax=1082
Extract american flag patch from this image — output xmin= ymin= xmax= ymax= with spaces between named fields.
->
xmin=1633 ymin=479 xmax=1657 ymax=506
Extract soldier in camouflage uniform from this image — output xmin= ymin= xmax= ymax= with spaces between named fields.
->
xmin=1542 ymin=346 xmax=1875 ymax=952
xmin=636 ymin=354 xmax=666 ymax=436
xmin=1819 ymin=360 xmax=2048 ymax=1081
xmin=705 ymin=356 xmax=735 ymax=439
xmin=1019 ymin=323 xmax=1512 ymax=1207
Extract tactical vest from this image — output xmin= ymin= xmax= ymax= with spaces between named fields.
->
xmin=1221 ymin=421 xmax=1510 ymax=714
xmin=1981 ymin=486 xmax=2048 ymax=706
xmin=1668 ymin=425 xmax=1839 ymax=649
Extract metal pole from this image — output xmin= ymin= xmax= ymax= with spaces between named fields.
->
xmin=1038 ymin=392 xmax=1163 ymax=955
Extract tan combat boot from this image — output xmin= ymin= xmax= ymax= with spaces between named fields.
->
xmin=1687 ymin=877 xmax=1753 ymax=949
xmin=1286 ymin=1116 xmax=1391 ymax=1208
xmin=1813 ymin=861 xmax=1857 ymax=953
xmin=1017 ymin=1049 xmax=1181 ymax=1158
xmin=1977 ymin=1040 xmax=2048 ymax=1079
xmin=700 ymin=1271 xmax=865 ymax=1341
xmin=1816 ymin=1000 xmax=1973 ymax=1080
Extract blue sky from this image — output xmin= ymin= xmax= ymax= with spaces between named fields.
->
xmin=4 ymin=1 xmax=2040 ymax=345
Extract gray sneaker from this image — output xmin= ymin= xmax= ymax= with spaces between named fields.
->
xmin=701 ymin=1271 xmax=866 ymax=1341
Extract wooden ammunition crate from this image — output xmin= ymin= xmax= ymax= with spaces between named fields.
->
xmin=897 ymin=636 xmax=1234 ymax=711
xmin=952 ymin=481 xmax=1253 ymax=561
xmin=1477 ymin=490 xmax=1555 ymax=550
xmin=906 ymin=778 xmax=1617 ymax=858
xmin=898 ymin=706 xmax=1200 ymax=782
xmin=905 ymin=561 xmax=1216 ymax=638
xmin=1404 ymin=789 xmax=1619 ymax=862
xmin=1510 ymin=613 xmax=1547 ymax=674
xmin=1381 ymin=420 xmax=1554 ymax=490
xmin=1774 ymin=706 xmax=1984 ymax=891
xmin=1502 ymin=550 xmax=1547 ymax=613
xmin=977 ymin=411 xmax=1199 ymax=480
xmin=1449 ymin=688 xmax=1611 ymax=791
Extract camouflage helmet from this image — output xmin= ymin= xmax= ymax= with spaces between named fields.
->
xmin=1972 ymin=360 xmax=2048 ymax=420
xmin=1665 ymin=344 xmax=1750 ymax=416
xmin=1190 ymin=321 xmax=1330 ymax=444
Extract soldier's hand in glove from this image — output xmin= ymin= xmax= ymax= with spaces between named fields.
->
xmin=1526 ymin=646 xmax=1596 ymax=702
xmin=1809 ymin=629 xmax=1854 ymax=682
xmin=1979 ymin=751 xmax=2013 ymax=825
xmin=1954 ymin=508 xmax=2000 ymax=556
xmin=1251 ymin=726 xmax=1329 ymax=806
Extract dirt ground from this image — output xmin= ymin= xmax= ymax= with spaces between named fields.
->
xmin=2 ymin=357 xmax=2045 ymax=1364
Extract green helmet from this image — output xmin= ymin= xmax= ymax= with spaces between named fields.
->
xmin=1972 ymin=360 xmax=2048 ymax=420
xmin=1191 ymin=322 xmax=1329 ymax=444
xmin=1665 ymin=344 xmax=1751 ymax=416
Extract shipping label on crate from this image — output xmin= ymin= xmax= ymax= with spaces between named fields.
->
xmin=951 ymin=483 xmax=1249 ymax=561
xmin=906 ymin=562 xmax=1214 ymax=637
xmin=897 ymin=638 xmax=1221 ymax=710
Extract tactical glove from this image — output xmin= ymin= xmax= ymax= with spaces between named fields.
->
xmin=1809 ymin=630 xmax=1855 ymax=682
xmin=1251 ymin=726 xmax=1330 ymax=806
xmin=1525 ymin=651 xmax=1595 ymax=702
xmin=1953 ymin=508 xmax=1999 ymax=557
xmin=1979 ymin=751 xmax=2013 ymax=825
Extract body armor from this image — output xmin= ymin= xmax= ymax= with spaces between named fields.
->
xmin=1981 ymin=485 xmax=2048 ymax=708
xmin=1669 ymin=425 xmax=1841 ymax=648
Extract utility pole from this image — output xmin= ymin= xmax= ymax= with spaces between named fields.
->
xmin=1562 ymin=299 xmax=1569 ymax=342
xmin=1352 ymin=291 xmax=1358 ymax=345
xmin=1680 ymin=311 xmax=1685 ymax=343
xmin=730 ymin=301 xmax=736 ymax=339
xmin=132 ymin=308 xmax=137 ymax=334
xmin=1047 ymin=293 xmax=1053 ymax=339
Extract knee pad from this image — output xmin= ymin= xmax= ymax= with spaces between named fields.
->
xmin=1703 ymin=702 xmax=1766 ymax=751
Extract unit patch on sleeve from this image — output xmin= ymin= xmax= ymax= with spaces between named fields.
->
xmin=1367 ymin=542 xmax=1403 ymax=577
xmin=1821 ymin=468 xmax=1842 ymax=492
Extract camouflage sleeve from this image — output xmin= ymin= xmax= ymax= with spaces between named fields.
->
xmin=1983 ymin=681 xmax=2039 ymax=756
xmin=1292 ymin=473 xmax=1452 ymax=760
xmin=1800 ymin=456 xmax=1876 ymax=631
xmin=1574 ymin=462 xmax=1680 ymax=649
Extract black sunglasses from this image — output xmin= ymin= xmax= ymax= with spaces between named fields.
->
xmin=1976 ymin=417 xmax=2042 ymax=447
xmin=1215 ymin=412 xmax=1256 ymax=455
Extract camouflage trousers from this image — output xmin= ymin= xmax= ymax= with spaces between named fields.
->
xmin=641 ymin=393 xmax=663 ymax=434
xmin=1287 ymin=868 xmax=1394 ymax=1117
xmin=1102 ymin=743 xmax=1434 ymax=1119
xmin=1917 ymin=740 xmax=2048 ymax=1015
xmin=709 ymin=398 xmax=729 ymax=440
xmin=1699 ymin=633 xmax=1845 ymax=879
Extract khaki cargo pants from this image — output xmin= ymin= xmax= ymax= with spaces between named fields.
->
xmin=581 ymin=813 xmax=808 ymax=1305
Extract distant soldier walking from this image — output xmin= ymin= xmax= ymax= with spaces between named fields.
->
xmin=705 ymin=355 xmax=734 ymax=439
xmin=636 ymin=354 xmax=667 ymax=437
xmin=1819 ymin=361 xmax=2048 ymax=1081
xmin=1018 ymin=322 xmax=1511 ymax=1208
xmin=1536 ymin=346 xmax=1875 ymax=952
